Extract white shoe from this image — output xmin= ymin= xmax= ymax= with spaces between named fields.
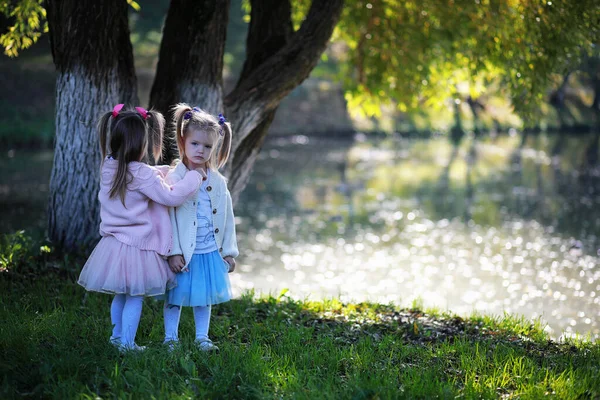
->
xmin=109 ymin=336 xmax=121 ymax=347
xmin=195 ymin=339 xmax=219 ymax=352
xmin=163 ymin=340 xmax=179 ymax=352
xmin=116 ymin=342 xmax=147 ymax=353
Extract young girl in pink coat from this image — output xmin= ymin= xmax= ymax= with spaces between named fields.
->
xmin=78 ymin=104 xmax=204 ymax=351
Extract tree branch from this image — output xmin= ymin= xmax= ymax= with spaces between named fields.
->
xmin=225 ymin=0 xmax=344 ymax=148
xmin=236 ymin=0 xmax=293 ymax=84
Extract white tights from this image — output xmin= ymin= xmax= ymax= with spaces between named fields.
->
xmin=163 ymin=303 xmax=212 ymax=342
xmin=110 ymin=294 xmax=144 ymax=347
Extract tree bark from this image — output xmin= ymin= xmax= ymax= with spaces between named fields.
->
xmin=149 ymin=0 xmax=344 ymax=204
xmin=591 ymin=71 xmax=600 ymax=131
xmin=549 ymin=71 xmax=572 ymax=130
xmin=593 ymin=75 xmax=600 ymax=112
xmin=46 ymin=0 xmax=137 ymax=250
xmin=226 ymin=0 xmax=293 ymax=203
xmin=225 ymin=0 xmax=344 ymax=202
xmin=149 ymin=0 xmax=229 ymax=161
xmin=225 ymin=0 xmax=344 ymax=146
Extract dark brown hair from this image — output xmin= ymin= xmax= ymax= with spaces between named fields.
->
xmin=172 ymin=103 xmax=232 ymax=170
xmin=97 ymin=107 xmax=165 ymax=204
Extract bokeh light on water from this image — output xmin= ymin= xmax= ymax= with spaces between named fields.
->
xmin=233 ymin=133 xmax=600 ymax=340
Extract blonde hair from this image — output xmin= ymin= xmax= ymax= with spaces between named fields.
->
xmin=172 ymin=103 xmax=232 ymax=170
xmin=97 ymin=106 xmax=165 ymax=204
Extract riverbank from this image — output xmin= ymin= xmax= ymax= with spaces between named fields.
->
xmin=1 ymin=233 xmax=599 ymax=398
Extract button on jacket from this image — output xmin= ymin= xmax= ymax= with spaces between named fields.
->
xmin=167 ymin=161 xmax=239 ymax=267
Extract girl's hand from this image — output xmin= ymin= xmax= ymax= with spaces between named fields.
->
xmin=168 ymin=255 xmax=186 ymax=273
xmin=224 ymin=256 xmax=236 ymax=273
xmin=195 ymin=167 xmax=208 ymax=181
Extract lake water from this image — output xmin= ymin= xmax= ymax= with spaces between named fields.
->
xmin=1 ymin=132 xmax=599 ymax=340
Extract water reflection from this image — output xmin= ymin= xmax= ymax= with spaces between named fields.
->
xmin=234 ymin=133 xmax=600 ymax=341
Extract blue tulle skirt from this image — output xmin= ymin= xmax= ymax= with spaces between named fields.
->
xmin=166 ymin=250 xmax=232 ymax=307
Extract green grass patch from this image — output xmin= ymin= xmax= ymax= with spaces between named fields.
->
xmin=1 ymin=232 xmax=599 ymax=399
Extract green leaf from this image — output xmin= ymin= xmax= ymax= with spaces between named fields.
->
xmin=277 ymin=288 xmax=289 ymax=301
xmin=126 ymin=0 xmax=141 ymax=12
xmin=1 ymin=0 xmax=47 ymax=57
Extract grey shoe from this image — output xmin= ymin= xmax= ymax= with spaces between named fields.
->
xmin=195 ymin=339 xmax=219 ymax=352
xmin=163 ymin=340 xmax=179 ymax=352
xmin=116 ymin=342 xmax=147 ymax=353
xmin=109 ymin=336 xmax=121 ymax=347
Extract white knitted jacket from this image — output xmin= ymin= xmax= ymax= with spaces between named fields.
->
xmin=167 ymin=161 xmax=239 ymax=267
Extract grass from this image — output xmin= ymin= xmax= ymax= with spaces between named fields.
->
xmin=1 ymin=232 xmax=599 ymax=399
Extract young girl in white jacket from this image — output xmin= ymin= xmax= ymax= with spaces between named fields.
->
xmin=163 ymin=104 xmax=239 ymax=351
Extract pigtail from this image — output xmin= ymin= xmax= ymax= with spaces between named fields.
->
xmin=216 ymin=121 xmax=232 ymax=169
xmin=171 ymin=103 xmax=193 ymax=160
xmin=97 ymin=111 xmax=113 ymax=162
xmin=146 ymin=110 xmax=165 ymax=163
xmin=111 ymin=139 xmax=129 ymax=205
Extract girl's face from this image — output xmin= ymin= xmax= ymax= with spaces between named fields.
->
xmin=184 ymin=129 xmax=215 ymax=170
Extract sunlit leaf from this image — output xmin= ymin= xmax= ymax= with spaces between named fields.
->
xmin=0 ymin=0 xmax=47 ymax=57
xmin=332 ymin=0 xmax=600 ymax=125
xmin=126 ymin=0 xmax=141 ymax=12
xmin=277 ymin=288 xmax=290 ymax=301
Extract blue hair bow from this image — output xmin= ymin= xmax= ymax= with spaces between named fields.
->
xmin=184 ymin=107 xmax=202 ymax=120
xmin=218 ymin=113 xmax=227 ymax=136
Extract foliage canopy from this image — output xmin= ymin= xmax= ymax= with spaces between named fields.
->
xmin=0 ymin=0 xmax=46 ymax=57
xmin=3 ymin=0 xmax=598 ymax=123
xmin=333 ymin=0 xmax=599 ymax=121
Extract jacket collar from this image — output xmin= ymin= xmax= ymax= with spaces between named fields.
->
xmin=174 ymin=160 xmax=216 ymax=186
xmin=173 ymin=159 xmax=188 ymax=178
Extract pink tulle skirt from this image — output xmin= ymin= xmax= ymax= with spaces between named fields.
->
xmin=78 ymin=236 xmax=176 ymax=297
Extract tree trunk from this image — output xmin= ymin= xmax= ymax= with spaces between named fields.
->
xmin=226 ymin=0 xmax=293 ymax=203
xmin=593 ymin=75 xmax=600 ymax=112
xmin=224 ymin=0 xmax=344 ymax=202
xmin=46 ymin=0 xmax=137 ymax=250
xmin=149 ymin=0 xmax=229 ymax=161
xmin=549 ymin=71 xmax=572 ymax=130
xmin=591 ymin=72 xmax=600 ymax=131
xmin=149 ymin=0 xmax=344 ymax=204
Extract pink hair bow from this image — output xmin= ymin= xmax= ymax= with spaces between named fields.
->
xmin=135 ymin=106 xmax=149 ymax=120
xmin=112 ymin=103 xmax=125 ymax=118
